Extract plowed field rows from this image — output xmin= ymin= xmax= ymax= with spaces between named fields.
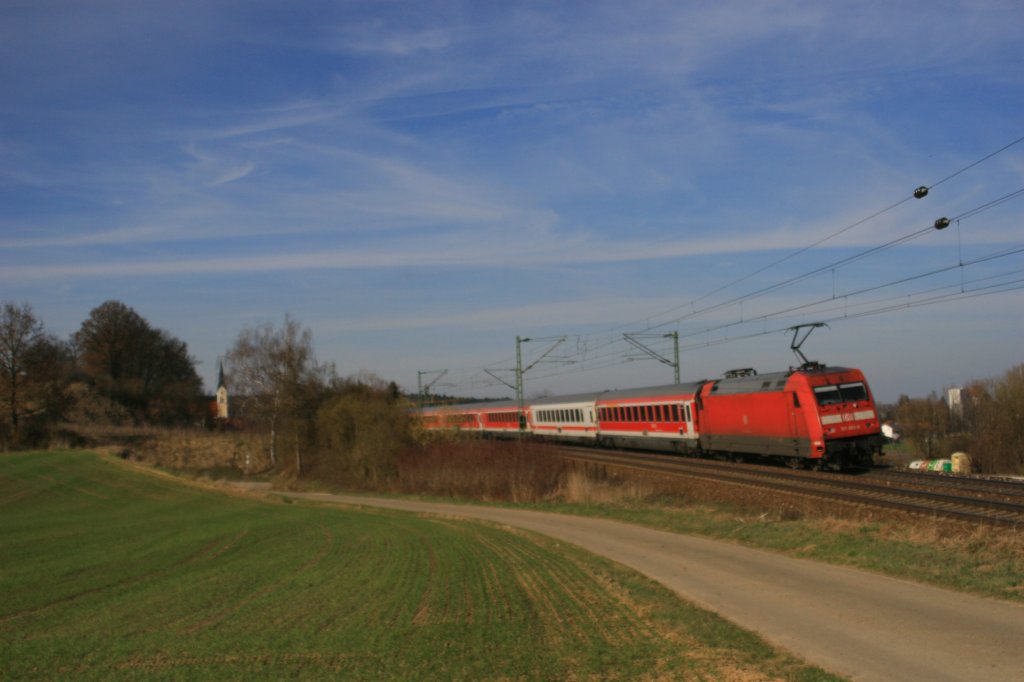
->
xmin=0 ymin=451 xmax=833 ymax=680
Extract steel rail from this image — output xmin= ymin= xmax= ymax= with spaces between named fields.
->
xmin=866 ymin=469 xmax=1024 ymax=501
xmin=554 ymin=446 xmax=1024 ymax=527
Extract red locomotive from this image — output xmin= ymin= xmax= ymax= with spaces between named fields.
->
xmin=419 ymin=362 xmax=884 ymax=470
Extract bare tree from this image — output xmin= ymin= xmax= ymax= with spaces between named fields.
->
xmin=966 ymin=364 xmax=1024 ymax=473
xmin=0 ymin=302 xmax=44 ymax=445
xmin=225 ymin=315 xmax=329 ymax=472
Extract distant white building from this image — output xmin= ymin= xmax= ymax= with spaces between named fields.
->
xmin=947 ymin=387 xmax=963 ymax=417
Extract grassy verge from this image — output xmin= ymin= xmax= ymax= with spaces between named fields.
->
xmin=540 ymin=494 xmax=1024 ymax=602
xmin=0 ymin=450 xmax=839 ymax=681
xmin=300 ymin=438 xmax=1024 ymax=603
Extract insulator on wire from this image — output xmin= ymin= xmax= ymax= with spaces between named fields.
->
xmin=914 ymin=186 xmax=929 ymax=199
xmin=934 ymin=217 xmax=950 ymax=230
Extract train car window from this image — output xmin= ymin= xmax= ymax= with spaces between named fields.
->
xmin=685 ymin=404 xmax=692 ymax=422
xmin=644 ymin=406 xmax=653 ymax=422
xmin=792 ymin=393 xmax=801 ymax=408
xmin=654 ymin=405 xmax=663 ymax=422
xmin=840 ymin=383 xmax=868 ymax=402
xmin=813 ymin=386 xmax=842 ymax=406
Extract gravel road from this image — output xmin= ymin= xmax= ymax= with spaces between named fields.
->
xmin=242 ymin=486 xmax=1024 ymax=682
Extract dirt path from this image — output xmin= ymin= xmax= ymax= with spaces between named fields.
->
xmin=242 ymin=486 xmax=1024 ymax=682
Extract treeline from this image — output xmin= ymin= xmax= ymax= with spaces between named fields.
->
xmin=887 ymin=364 xmax=1024 ymax=474
xmin=1 ymin=301 xmax=416 ymax=482
xmin=1 ymin=300 xmax=204 ymax=449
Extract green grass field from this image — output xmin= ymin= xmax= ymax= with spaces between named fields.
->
xmin=0 ymin=451 xmax=838 ymax=680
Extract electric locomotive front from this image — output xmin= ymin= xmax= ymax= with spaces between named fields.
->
xmin=696 ymin=365 xmax=883 ymax=469
xmin=793 ymin=366 xmax=883 ymax=469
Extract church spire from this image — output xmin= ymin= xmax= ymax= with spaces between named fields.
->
xmin=215 ymin=359 xmax=229 ymax=420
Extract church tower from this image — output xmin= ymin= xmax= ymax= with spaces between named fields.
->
xmin=215 ymin=361 xmax=229 ymax=420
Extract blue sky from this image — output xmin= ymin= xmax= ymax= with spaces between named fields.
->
xmin=2 ymin=1 xmax=1022 ymax=403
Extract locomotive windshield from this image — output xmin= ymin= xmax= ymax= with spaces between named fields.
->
xmin=813 ymin=382 xmax=868 ymax=406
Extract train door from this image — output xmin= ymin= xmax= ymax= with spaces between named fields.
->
xmin=787 ymin=391 xmax=809 ymax=455
xmin=683 ymin=401 xmax=696 ymax=438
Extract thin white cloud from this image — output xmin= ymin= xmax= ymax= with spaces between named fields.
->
xmin=5 ymin=219 xmax=998 ymax=282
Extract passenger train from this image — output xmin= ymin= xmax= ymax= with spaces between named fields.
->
xmin=419 ymin=363 xmax=885 ymax=470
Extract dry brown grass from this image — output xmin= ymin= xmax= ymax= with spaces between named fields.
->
xmin=58 ymin=425 xmax=271 ymax=475
xmin=390 ymin=438 xmax=569 ymax=503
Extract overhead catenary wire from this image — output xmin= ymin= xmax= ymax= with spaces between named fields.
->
xmin=605 ymin=134 xmax=1024 ymax=337
xmin=420 ymin=136 xmax=1024 ymax=397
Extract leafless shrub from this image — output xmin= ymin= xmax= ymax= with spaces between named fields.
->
xmin=964 ymin=364 xmax=1024 ymax=474
xmin=311 ymin=391 xmax=412 ymax=485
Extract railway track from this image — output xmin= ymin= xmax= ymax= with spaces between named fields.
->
xmin=865 ymin=468 xmax=1024 ymax=503
xmin=554 ymin=446 xmax=1024 ymax=527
